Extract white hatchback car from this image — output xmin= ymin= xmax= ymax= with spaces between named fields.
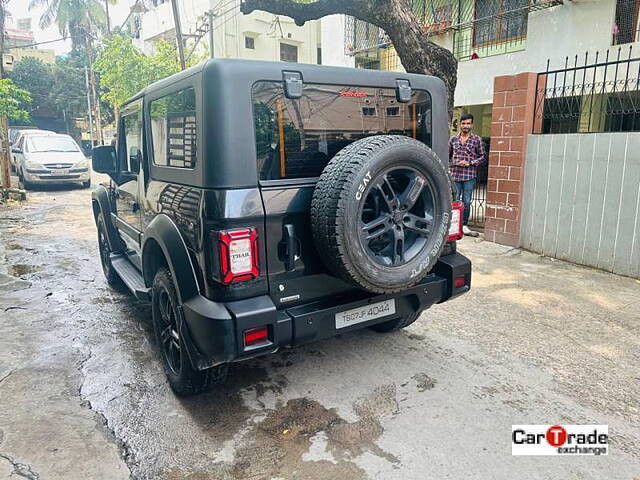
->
xmin=14 ymin=134 xmax=91 ymax=189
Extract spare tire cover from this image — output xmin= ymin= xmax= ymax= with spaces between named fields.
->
xmin=311 ymin=135 xmax=452 ymax=294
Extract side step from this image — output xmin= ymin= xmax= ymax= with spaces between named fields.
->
xmin=110 ymin=254 xmax=151 ymax=302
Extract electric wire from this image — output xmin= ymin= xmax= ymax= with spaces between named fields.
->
xmin=6 ymin=37 xmax=68 ymax=49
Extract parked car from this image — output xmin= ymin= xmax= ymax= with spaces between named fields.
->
xmin=91 ymin=59 xmax=472 ymax=396
xmin=9 ymin=126 xmax=41 ymax=146
xmin=10 ymin=129 xmax=55 ymax=171
xmin=14 ymin=133 xmax=91 ymax=189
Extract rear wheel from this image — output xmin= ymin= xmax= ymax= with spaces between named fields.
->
xmin=152 ymin=268 xmax=228 ymax=396
xmin=370 ymin=312 xmax=420 ymax=333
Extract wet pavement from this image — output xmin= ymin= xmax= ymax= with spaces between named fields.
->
xmin=1 ymin=176 xmax=639 ymax=479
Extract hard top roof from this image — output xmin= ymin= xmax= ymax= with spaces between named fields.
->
xmin=125 ymin=58 xmax=445 ymax=104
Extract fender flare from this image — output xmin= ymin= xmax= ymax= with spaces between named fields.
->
xmin=142 ymin=214 xmax=200 ymax=304
xmin=91 ymin=186 xmax=124 ymax=252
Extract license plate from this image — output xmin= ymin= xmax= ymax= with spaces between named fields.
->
xmin=335 ymin=299 xmax=396 ymax=329
xmin=52 ymin=169 xmax=69 ymax=175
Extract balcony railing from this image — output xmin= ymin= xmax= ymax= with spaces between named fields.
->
xmin=345 ymin=0 xmax=564 ymax=57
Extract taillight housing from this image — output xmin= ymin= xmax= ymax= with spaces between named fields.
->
xmin=448 ymin=201 xmax=464 ymax=241
xmin=218 ymin=228 xmax=259 ymax=284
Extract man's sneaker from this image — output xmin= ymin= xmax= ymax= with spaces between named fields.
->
xmin=463 ymin=225 xmax=472 ymax=235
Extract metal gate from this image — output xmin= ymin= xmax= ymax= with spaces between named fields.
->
xmin=468 ymin=138 xmax=489 ymax=228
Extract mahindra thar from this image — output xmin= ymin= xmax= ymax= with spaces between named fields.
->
xmin=91 ymin=59 xmax=472 ymax=395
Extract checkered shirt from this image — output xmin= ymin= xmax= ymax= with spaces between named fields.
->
xmin=448 ymin=133 xmax=486 ymax=182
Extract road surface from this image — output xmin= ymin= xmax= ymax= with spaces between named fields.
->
xmin=1 ymin=177 xmax=639 ymax=479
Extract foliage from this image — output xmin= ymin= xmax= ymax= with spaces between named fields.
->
xmin=29 ymin=0 xmax=115 ymax=49
xmin=50 ymin=50 xmax=88 ymax=121
xmin=8 ymin=57 xmax=56 ymax=118
xmin=94 ymin=35 xmax=203 ymax=109
xmin=93 ymin=35 xmax=151 ymax=108
xmin=0 ymin=79 xmax=32 ymax=122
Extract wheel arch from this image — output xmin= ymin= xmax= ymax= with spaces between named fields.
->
xmin=92 ymin=185 xmax=123 ymax=252
xmin=142 ymin=214 xmax=200 ymax=304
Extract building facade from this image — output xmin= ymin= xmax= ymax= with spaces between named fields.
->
xmin=129 ymin=0 xmax=321 ymax=64
xmin=324 ymin=0 xmax=640 ymax=119
xmin=3 ymin=16 xmax=56 ymax=66
xmin=320 ymin=0 xmax=640 ymax=228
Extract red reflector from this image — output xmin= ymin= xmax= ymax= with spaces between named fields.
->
xmin=454 ymin=276 xmax=466 ymax=288
xmin=244 ymin=327 xmax=268 ymax=346
xmin=448 ymin=201 xmax=464 ymax=241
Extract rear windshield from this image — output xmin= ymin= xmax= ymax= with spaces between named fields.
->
xmin=252 ymin=81 xmax=432 ymax=181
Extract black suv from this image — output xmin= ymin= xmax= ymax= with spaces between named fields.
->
xmin=91 ymin=59 xmax=472 ymax=395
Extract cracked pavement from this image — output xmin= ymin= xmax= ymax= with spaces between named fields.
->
xmin=0 ymin=175 xmax=639 ymax=479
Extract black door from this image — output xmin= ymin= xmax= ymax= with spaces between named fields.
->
xmin=114 ymin=100 xmax=144 ymax=252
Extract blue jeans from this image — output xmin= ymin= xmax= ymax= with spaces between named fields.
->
xmin=454 ymin=178 xmax=476 ymax=225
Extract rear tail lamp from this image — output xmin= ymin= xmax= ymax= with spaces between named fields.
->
xmin=218 ymin=228 xmax=259 ymax=284
xmin=454 ymin=276 xmax=466 ymax=289
xmin=243 ymin=326 xmax=269 ymax=347
xmin=448 ymin=201 xmax=464 ymax=241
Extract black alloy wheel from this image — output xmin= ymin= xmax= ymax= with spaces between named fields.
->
xmin=151 ymin=268 xmax=229 ymax=395
xmin=98 ymin=225 xmax=111 ymax=275
xmin=156 ymin=286 xmax=182 ymax=376
xmin=360 ymin=167 xmax=436 ymax=267
xmin=97 ymin=214 xmax=126 ymax=290
xmin=311 ymin=135 xmax=452 ymax=294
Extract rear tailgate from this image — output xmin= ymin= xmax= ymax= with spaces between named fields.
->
xmin=252 ymin=79 xmax=434 ymax=307
xmin=260 ymin=182 xmax=356 ymax=308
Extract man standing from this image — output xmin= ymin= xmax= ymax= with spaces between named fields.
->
xmin=449 ymin=113 xmax=486 ymax=235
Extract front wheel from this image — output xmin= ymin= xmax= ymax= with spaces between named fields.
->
xmin=97 ymin=213 xmax=126 ymax=292
xmin=20 ymin=171 xmax=33 ymax=190
xmin=152 ymin=268 xmax=228 ymax=396
xmin=370 ymin=312 xmax=420 ymax=333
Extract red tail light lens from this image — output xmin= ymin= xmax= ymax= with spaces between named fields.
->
xmin=244 ymin=326 xmax=269 ymax=347
xmin=218 ymin=228 xmax=259 ymax=284
xmin=454 ymin=276 xmax=466 ymax=288
xmin=448 ymin=201 xmax=464 ymax=241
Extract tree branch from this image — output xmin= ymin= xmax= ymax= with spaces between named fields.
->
xmin=240 ymin=0 xmax=458 ymax=116
xmin=240 ymin=0 xmax=379 ymax=26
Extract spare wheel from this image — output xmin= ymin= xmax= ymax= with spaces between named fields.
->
xmin=310 ymin=135 xmax=452 ymax=294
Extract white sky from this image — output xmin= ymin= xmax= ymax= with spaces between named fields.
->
xmin=7 ymin=0 xmax=137 ymax=54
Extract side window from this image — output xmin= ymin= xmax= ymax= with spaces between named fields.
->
xmin=149 ymin=88 xmax=197 ymax=168
xmin=120 ymin=103 xmax=143 ymax=174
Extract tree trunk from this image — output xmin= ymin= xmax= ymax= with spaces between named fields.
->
xmin=241 ymin=0 xmax=458 ymax=116
xmin=0 ymin=116 xmax=11 ymax=190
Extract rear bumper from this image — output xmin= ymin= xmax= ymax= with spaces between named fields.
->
xmin=182 ymin=252 xmax=471 ymax=370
